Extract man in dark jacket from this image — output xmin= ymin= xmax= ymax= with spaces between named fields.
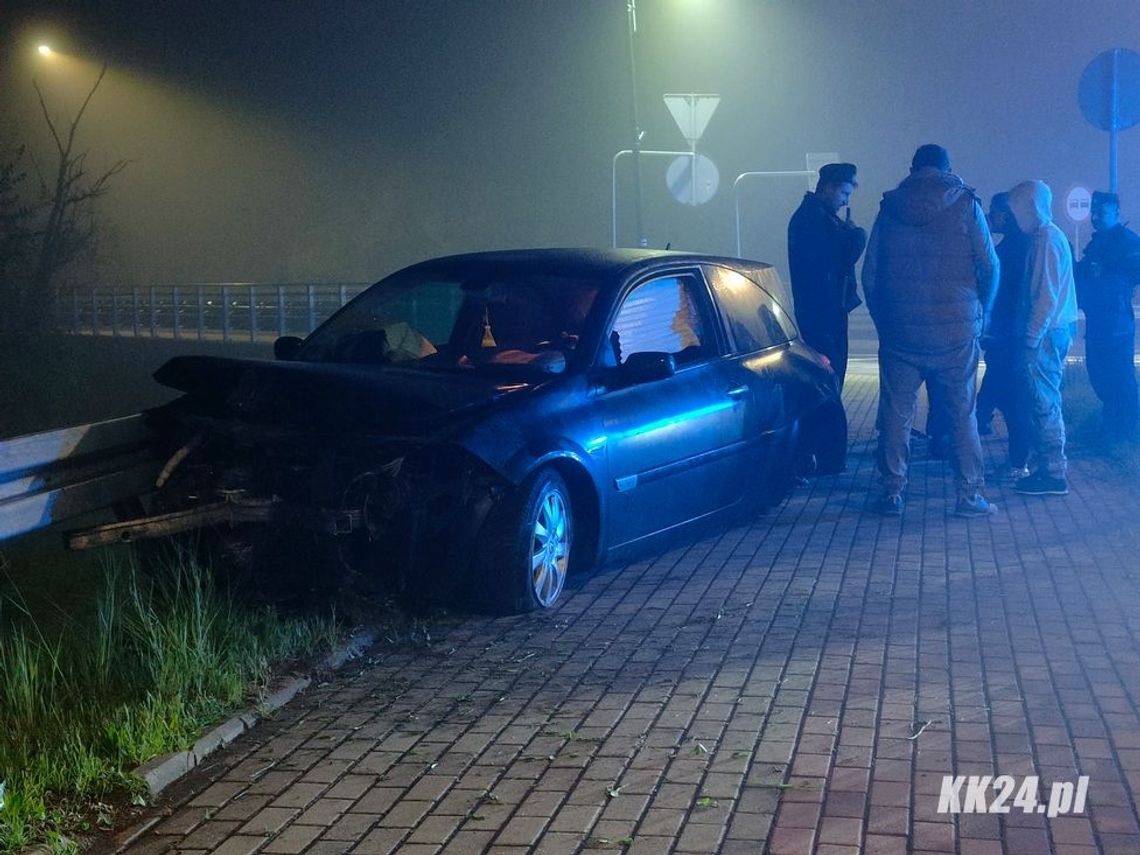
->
xmin=1075 ymin=191 xmax=1140 ymax=441
xmin=863 ymin=144 xmax=999 ymax=517
xmin=978 ymin=191 xmax=1032 ymax=476
xmin=787 ymin=162 xmax=867 ymax=389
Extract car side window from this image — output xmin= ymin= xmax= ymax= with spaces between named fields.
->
xmin=706 ymin=266 xmax=795 ymax=354
xmin=607 ymin=274 xmax=714 ymax=367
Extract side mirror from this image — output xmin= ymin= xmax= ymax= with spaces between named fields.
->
xmin=274 ymin=335 xmax=303 ymax=360
xmin=620 ymin=351 xmax=675 ymax=384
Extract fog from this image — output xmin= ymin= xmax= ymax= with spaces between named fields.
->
xmin=3 ymin=0 xmax=1139 ymax=288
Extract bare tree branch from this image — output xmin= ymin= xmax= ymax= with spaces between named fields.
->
xmin=32 ymin=80 xmax=65 ymax=156
xmin=10 ymin=62 xmax=127 ymax=334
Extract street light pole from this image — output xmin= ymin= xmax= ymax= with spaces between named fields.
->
xmin=627 ymin=0 xmax=648 ymax=247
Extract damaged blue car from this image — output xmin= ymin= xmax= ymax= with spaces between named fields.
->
xmin=69 ymin=249 xmax=846 ymax=613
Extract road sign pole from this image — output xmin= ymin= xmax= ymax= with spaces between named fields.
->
xmin=627 ymin=0 xmax=648 ymax=248
xmin=1066 ymin=185 xmax=1091 ymax=260
xmin=1111 ymin=49 xmax=1120 ymax=192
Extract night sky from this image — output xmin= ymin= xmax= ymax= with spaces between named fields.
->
xmin=2 ymin=1 xmax=1139 ymax=289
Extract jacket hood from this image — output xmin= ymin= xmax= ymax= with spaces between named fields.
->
xmin=1008 ymin=180 xmax=1053 ymax=233
xmin=880 ymin=168 xmax=974 ymax=226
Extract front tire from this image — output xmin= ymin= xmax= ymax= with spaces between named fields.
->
xmin=470 ymin=468 xmax=573 ymax=614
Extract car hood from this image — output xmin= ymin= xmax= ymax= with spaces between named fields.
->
xmin=153 ymin=355 xmax=535 ymax=436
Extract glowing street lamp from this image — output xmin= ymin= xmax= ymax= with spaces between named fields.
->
xmin=38 ymin=44 xmax=53 ymax=57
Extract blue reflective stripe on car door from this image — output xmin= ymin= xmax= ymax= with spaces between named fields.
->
xmin=601 ymin=360 xmax=751 ymax=546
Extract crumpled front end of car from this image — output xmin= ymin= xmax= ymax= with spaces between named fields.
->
xmin=69 ymin=396 xmax=510 ymax=600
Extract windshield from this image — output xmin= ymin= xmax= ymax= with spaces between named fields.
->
xmin=296 ymin=267 xmax=602 ymax=374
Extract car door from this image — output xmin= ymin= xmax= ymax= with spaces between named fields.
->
xmin=704 ymin=263 xmax=798 ymax=481
xmin=596 ymin=269 xmax=752 ymax=546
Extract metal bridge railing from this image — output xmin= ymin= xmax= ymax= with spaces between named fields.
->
xmin=60 ymin=282 xmax=370 ymax=342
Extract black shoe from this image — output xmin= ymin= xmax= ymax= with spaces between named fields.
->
xmin=1014 ymin=471 xmax=1069 ymax=496
xmin=871 ymin=493 xmax=905 ymax=515
xmin=954 ymin=493 xmax=998 ymax=517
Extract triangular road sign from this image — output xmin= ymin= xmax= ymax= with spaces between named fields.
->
xmin=664 ymin=94 xmax=720 ymax=147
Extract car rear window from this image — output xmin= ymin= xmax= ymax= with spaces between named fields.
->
xmin=705 ymin=265 xmax=796 ymax=353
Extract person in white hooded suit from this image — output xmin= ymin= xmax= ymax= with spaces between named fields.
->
xmin=1006 ymin=179 xmax=1079 ymax=496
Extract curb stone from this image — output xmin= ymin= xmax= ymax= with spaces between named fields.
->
xmin=13 ymin=626 xmax=376 ymax=855
xmin=135 ymin=625 xmax=376 ymax=798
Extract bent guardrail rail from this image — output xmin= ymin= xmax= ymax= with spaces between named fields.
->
xmin=0 ymin=415 xmax=160 ymax=543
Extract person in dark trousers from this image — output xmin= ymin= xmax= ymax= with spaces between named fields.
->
xmin=978 ymin=191 xmax=1032 ymax=477
xmin=863 ymin=144 xmax=999 ymax=517
xmin=787 ymin=162 xmax=867 ymax=390
xmin=1075 ymin=191 xmax=1140 ymax=442
xmin=1008 ymin=180 xmax=1078 ymax=497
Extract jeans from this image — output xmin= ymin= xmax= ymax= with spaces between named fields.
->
xmin=877 ymin=338 xmax=985 ymax=499
xmin=1020 ymin=324 xmax=1074 ymax=476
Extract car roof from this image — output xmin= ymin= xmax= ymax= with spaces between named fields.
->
xmin=400 ymin=247 xmax=775 ymax=280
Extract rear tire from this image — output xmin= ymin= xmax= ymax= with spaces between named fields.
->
xmin=468 ymin=468 xmax=573 ymax=614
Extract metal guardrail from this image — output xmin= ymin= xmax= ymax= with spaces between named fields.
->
xmin=0 ymin=415 xmax=160 ymax=543
xmin=60 ymin=282 xmax=370 ymax=342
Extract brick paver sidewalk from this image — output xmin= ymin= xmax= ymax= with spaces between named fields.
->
xmin=104 ymin=364 xmax=1140 ymax=854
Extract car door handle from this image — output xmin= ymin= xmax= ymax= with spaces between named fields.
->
xmin=725 ymin=385 xmax=748 ymax=399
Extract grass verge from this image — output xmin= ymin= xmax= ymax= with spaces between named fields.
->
xmin=0 ymin=547 xmax=341 ymax=854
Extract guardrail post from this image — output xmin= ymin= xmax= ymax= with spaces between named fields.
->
xmin=222 ymin=285 xmax=231 ymax=343
xmin=132 ymin=288 xmax=141 ymax=337
xmin=277 ymin=285 xmax=286 ymax=338
xmin=196 ymin=286 xmax=205 ymax=341
xmin=249 ymin=284 xmax=258 ymax=342
xmin=173 ymin=285 xmax=181 ymax=340
xmin=339 ymin=284 xmax=348 ymax=307
xmin=307 ymin=285 xmax=316 ymax=332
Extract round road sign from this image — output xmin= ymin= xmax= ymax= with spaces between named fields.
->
xmin=1066 ymin=186 xmax=1092 ymax=223
xmin=666 ymin=154 xmax=719 ymax=207
xmin=1079 ymin=48 xmax=1140 ymax=131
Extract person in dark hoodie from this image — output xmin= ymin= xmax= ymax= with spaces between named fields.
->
xmin=978 ymin=191 xmax=1032 ymax=477
xmin=862 ymin=144 xmax=999 ymax=517
xmin=1008 ymin=179 xmax=1078 ymax=496
xmin=1075 ymin=191 xmax=1140 ymax=442
xmin=787 ymin=162 xmax=867 ymax=389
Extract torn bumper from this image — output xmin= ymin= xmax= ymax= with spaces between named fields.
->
xmin=66 ymin=492 xmax=364 ymax=550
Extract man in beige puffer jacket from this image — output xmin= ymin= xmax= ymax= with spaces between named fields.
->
xmin=863 ymin=144 xmax=999 ymax=517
